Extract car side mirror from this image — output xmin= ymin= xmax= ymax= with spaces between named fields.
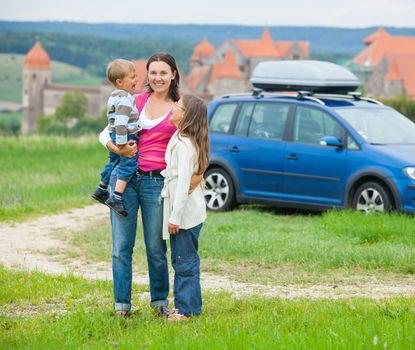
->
xmin=320 ymin=136 xmax=343 ymax=148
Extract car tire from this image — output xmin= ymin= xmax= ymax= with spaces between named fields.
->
xmin=352 ymin=181 xmax=393 ymax=213
xmin=204 ymin=168 xmax=236 ymax=211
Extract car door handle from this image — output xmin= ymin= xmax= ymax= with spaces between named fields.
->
xmin=229 ymin=146 xmax=240 ymax=153
xmin=287 ymin=153 xmax=298 ymax=160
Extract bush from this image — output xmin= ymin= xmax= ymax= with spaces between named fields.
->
xmin=0 ymin=111 xmax=22 ymax=136
xmin=37 ymin=114 xmax=106 ymax=136
xmin=380 ymin=95 xmax=415 ymax=122
xmin=37 ymin=90 xmax=106 ymax=136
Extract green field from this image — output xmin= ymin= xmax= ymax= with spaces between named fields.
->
xmin=1 ymin=267 xmax=414 ymax=350
xmin=0 ymin=135 xmax=105 ymax=221
xmin=0 ymin=54 xmax=102 ymax=104
xmin=2 ymin=136 xmax=415 ymax=349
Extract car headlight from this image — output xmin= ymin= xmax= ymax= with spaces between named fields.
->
xmin=403 ymin=167 xmax=415 ymax=180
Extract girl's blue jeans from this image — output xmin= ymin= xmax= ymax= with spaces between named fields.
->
xmin=170 ymin=223 xmax=203 ymax=316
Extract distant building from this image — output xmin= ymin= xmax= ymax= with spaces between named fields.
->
xmin=21 ymin=42 xmax=191 ymax=134
xmin=21 ymin=42 xmax=111 ymax=134
xmin=22 ymin=30 xmax=310 ymax=133
xmin=348 ymin=28 xmax=415 ymax=98
xmin=185 ymin=28 xmax=310 ymax=99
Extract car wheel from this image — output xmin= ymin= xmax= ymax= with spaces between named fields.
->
xmin=352 ymin=181 xmax=393 ymax=213
xmin=204 ymin=168 xmax=236 ymax=211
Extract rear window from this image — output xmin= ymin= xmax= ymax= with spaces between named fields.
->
xmin=209 ymin=103 xmax=238 ymax=133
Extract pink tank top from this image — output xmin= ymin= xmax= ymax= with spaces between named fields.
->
xmin=134 ymin=93 xmax=177 ymax=171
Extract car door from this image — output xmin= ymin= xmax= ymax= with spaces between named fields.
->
xmin=283 ymin=105 xmax=347 ymax=206
xmin=228 ymin=101 xmax=290 ymax=199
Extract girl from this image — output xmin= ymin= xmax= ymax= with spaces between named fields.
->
xmin=161 ymin=94 xmax=210 ymax=321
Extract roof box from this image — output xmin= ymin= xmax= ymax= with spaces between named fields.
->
xmin=250 ymin=60 xmax=360 ymax=93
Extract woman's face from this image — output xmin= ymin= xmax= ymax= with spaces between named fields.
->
xmin=147 ymin=61 xmax=176 ymax=95
xmin=170 ymin=98 xmax=185 ymax=126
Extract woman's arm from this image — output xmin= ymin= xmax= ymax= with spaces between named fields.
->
xmin=189 ymin=174 xmax=204 ymax=194
xmin=98 ymin=126 xmax=137 ymax=158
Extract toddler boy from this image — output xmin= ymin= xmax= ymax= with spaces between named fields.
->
xmin=92 ymin=59 xmax=140 ymax=217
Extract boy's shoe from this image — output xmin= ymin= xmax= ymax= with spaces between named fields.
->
xmin=91 ymin=187 xmax=109 ymax=204
xmin=105 ymin=195 xmax=128 ymax=217
xmin=157 ymin=306 xmax=170 ymax=318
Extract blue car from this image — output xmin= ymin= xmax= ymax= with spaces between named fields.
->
xmin=204 ymin=61 xmax=415 ymax=213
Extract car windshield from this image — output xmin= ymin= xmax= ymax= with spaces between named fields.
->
xmin=335 ymin=107 xmax=415 ymax=145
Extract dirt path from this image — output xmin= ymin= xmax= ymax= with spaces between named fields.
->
xmin=1 ymin=205 xmax=415 ymax=299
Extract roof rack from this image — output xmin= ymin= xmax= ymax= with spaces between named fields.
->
xmin=220 ymin=88 xmax=382 ymax=106
xmin=313 ymin=91 xmax=383 ymax=105
xmin=297 ymin=90 xmax=325 ymax=105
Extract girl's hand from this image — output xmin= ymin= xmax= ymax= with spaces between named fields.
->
xmin=168 ymin=223 xmax=180 ymax=235
xmin=189 ymin=173 xmax=204 ymax=194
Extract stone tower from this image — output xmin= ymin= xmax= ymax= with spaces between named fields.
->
xmin=21 ymin=42 xmax=51 ymax=134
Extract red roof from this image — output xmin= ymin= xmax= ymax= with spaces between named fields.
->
xmin=190 ymin=38 xmax=215 ymax=61
xmin=384 ymin=55 xmax=415 ymax=96
xmin=24 ymin=42 xmax=51 ymax=69
xmin=185 ymin=65 xmax=211 ymax=91
xmin=352 ymin=28 xmax=415 ymax=67
xmin=363 ymin=27 xmax=390 ymax=45
xmin=252 ymin=27 xmax=280 ymax=57
xmin=216 ymin=50 xmax=243 ymax=79
xmin=233 ymin=27 xmax=309 ymax=59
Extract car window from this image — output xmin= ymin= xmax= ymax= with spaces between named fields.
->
xmin=293 ymin=106 xmax=343 ymax=145
xmin=347 ymin=134 xmax=359 ymax=150
xmin=209 ymin=103 xmax=238 ymax=133
xmin=234 ymin=102 xmax=254 ymax=136
xmin=247 ymin=102 xmax=289 ymax=140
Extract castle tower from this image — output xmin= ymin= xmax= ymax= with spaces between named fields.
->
xmin=21 ymin=42 xmax=51 ymax=134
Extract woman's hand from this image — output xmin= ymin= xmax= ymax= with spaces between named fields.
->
xmin=189 ymin=173 xmax=204 ymax=194
xmin=168 ymin=223 xmax=180 ymax=235
xmin=107 ymin=140 xmax=137 ymax=158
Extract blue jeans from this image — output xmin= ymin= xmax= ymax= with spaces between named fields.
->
xmin=170 ymin=223 xmax=203 ymax=316
xmin=109 ymin=168 xmax=169 ymax=311
xmin=100 ymin=133 xmax=138 ymax=184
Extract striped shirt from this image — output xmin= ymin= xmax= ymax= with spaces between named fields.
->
xmin=134 ymin=93 xmax=177 ymax=172
xmin=107 ymin=89 xmax=140 ymax=145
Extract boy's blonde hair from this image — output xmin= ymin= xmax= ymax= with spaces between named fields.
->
xmin=106 ymin=59 xmax=135 ymax=85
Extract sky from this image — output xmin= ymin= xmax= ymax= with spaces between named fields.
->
xmin=2 ymin=0 xmax=415 ymax=28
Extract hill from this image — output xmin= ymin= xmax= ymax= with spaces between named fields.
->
xmin=0 ymin=54 xmax=102 ymax=104
xmin=1 ymin=21 xmax=415 ymax=55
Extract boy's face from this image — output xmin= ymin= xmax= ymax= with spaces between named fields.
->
xmin=116 ymin=69 xmax=138 ymax=93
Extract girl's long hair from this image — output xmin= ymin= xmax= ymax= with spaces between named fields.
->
xmin=178 ymin=94 xmax=210 ymax=175
xmin=145 ymin=52 xmax=180 ymax=102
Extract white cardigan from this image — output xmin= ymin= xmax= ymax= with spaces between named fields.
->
xmin=161 ymin=131 xmax=207 ymax=240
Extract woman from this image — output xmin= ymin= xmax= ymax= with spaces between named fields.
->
xmin=99 ymin=53 xmax=200 ymax=317
xmin=161 ymin=95 xmax=209 ymax=321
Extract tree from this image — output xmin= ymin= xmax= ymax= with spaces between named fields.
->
xmin=54 ymin=90 xmax=88 ymax=123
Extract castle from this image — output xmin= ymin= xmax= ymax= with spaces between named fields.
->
xmin=21 ymin=28 xmax=310 ymax=134
xmin=348 ymin=28 xmax=415 ymax=98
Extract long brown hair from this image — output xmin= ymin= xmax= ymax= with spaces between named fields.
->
xmin=145 ymin=52 xmax=180 ymax=102
xmin=178 ymin=94 xmax=210 ymax=175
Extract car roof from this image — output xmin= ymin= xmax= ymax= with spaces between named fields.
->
xmin=212 ymin=91 xmax=384 ymax=110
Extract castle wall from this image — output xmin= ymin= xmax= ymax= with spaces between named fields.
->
xmin=211 ymin=78 xmax=247 ymax=99
xmin=42 ymin=85 xmax=109 ymax=117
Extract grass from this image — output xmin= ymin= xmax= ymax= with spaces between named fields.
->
xmin=0 ymin=135 xmax=106 ymax=221
xmin=1 ymin=266 xmax=415 ymax=349
xmin=0 ymin=54 xmax=101 ymax=104
xmin=59 ymin=207 xmax=415 ymax=285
